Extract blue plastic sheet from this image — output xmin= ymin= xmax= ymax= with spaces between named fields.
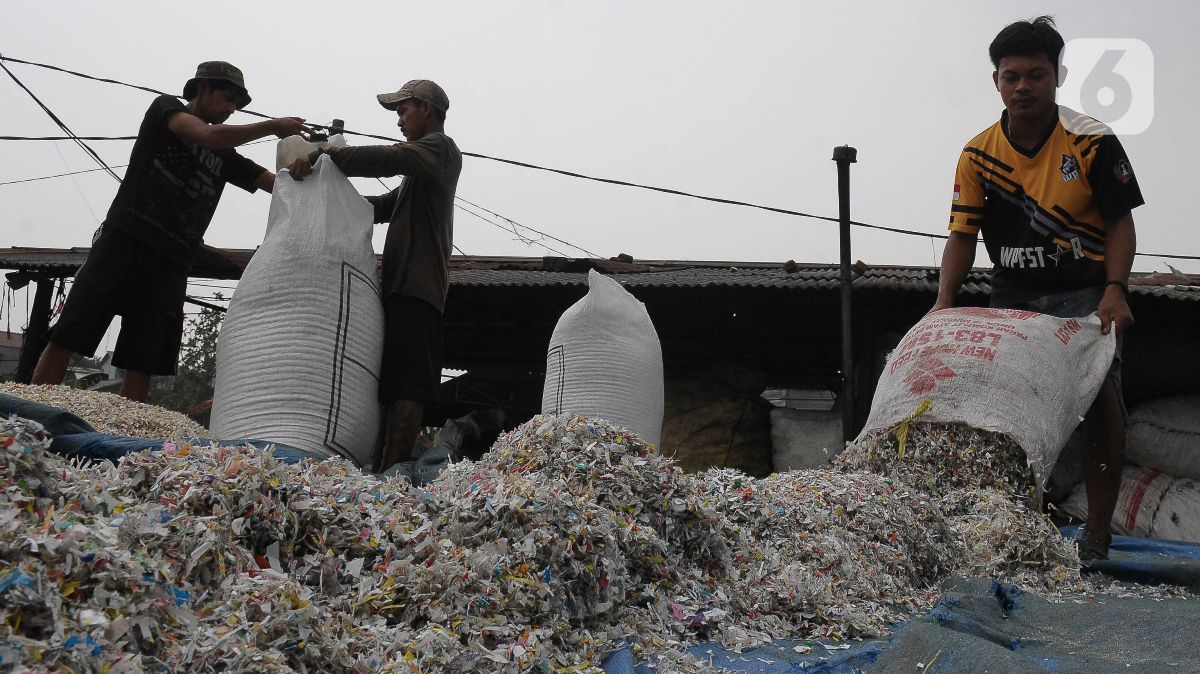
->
xmin=603 ymin=531 xmax=1200 ymax=673
xmin=2 ymin=392 xmax=331 ymax=464
xmin=1062 ymin=524 xmax=1200 ymax=590
xmin=602 ymin=637 xmax=887 ymax=674
xmin=0 ymin=393 xmax=95 ymax=436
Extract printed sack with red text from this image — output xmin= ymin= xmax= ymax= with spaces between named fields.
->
xmin=856 ymin=307 xmax=1116 ymax=493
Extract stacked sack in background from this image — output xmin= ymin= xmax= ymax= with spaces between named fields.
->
xmin=1060 ymin=394 xmax=1200 ymax=542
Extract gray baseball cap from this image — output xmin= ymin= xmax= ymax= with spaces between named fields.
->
xmin=377 ymin=79 xmax=449 ymax=113
xmin=182 ymin=61 xmax=251 ymax=108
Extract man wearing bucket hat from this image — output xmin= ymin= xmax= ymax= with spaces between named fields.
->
xmin=288 ymin=79 xmax=462 ymax=472
xmin=32 ymin=61 xmax=312 ymax=402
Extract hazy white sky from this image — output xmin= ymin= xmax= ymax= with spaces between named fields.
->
xmin=2 ymin=0 xmax=1197 ymax=337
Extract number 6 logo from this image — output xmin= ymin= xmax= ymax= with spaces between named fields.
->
xmin=1059 ymin=38 xmax=1154 ymax=135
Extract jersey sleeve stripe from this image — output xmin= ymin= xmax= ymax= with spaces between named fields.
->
xmin=964 ymin=147 xmax=1015 ymax=173
xmin=973 ymin=160 xmax=1022 ymax=191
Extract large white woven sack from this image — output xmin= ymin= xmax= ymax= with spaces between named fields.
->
xmin=1152 ymin=477 xmax=1200 ymax=543
xmin=857 ymin=307 xmax=1116 ymax=493
xmin=541 ymin=269 xmax=664 ymax=446
xmin=211 ymin=154 xmax=383 ymax=466
xmin=1061 ymin=466 xmax=1200 ymax=542
xmin=1127 ymin=394 xmax=1200 ymax=480
xmin=1060 ymin=466 xmax=1170 ymax=538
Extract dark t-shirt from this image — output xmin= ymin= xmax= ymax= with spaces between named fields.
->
xmin=104 ymin=95 xmax=265 ymax=262
xmin=319 ymin=132 xmax=462 ymax=312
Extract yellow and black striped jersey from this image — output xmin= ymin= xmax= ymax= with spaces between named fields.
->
xmin=948 ymin=106 xmax=1144 ymax=304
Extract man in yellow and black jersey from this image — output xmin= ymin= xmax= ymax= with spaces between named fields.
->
xmin=932 ymin=16 xmax=1144 ymax=560
xmin=946 ymin=105 xmax=1143 ymax=307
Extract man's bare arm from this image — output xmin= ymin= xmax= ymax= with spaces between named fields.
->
xmin=254 ymin=170 xmax=275 ymax=194
xmin=1097 ymin=212 xmax=1136 ymax=336
xmin=931 ymin=231 xmax=978 ymax=312
xmin=167 ymin=112 xmax=310 ymax=151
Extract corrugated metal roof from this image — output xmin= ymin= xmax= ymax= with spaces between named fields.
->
xmin=449 ymin=264 xmax=988 ymax=294
xmin=1 ymin=246 xmax=1196 ymax=300
xmin=0 ymin=246 xmax=251 ymax=280
xmin=0 ymin=247 xmax=91 ymax=272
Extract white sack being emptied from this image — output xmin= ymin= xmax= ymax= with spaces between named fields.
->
xmin=212 ymin=154 xmax=383 ymax=466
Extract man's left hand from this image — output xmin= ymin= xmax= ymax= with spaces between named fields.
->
xmin=1097 ymin=286 xmax=1134 ymax=336
xmin=287 ymin=155 xmax=313 ymax=181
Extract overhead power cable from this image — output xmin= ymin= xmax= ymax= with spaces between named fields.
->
xmin=0 ymin=165 xmax=128 ymax=186
xmin=0 ymin=60 xmax=122 ymax=182
xmin=456 ymin=195 xmax=597 ymax=258
xmin=0 ymin=55 xmax=957 ymax=241
xmin=0 ymin=135 xmax=136 ymax=141
xmin=0 ymin=54 xmax=273 ymax=122
xmin=365 ymin=176 xmax=591 ymax=260
xmin=2 ymin=54 xmax=1199 ymax=261
xmin=184 ymin=296 xmax=227 ymax=313
xmin=454 ymin=201 xmax=570 ymax=257
xmin=0 ymin=137 xmax=272 ymax=186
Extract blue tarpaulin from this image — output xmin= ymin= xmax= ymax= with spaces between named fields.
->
xmin=602 ymin=532 xmax=1200 ymax=673
xmin=1 ymin=392 xmax=330 ymax=464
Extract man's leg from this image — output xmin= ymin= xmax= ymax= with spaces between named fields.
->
xmin=119 ymin=370 xmax=151 ymax=403
xmin=379 ymin=399 xmax=424 ymax=471
xmin=31 ymin=342 xmax=73 ymax=385
xmin=1079 ymin=377 xmax=1124 ymax=560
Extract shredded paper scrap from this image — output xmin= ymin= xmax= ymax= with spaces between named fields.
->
xmin=0 ymin=405 xmax=1189 ymax=672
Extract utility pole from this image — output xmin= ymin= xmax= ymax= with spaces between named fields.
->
xmin=832 ymin=145 xmax=858 ymax=442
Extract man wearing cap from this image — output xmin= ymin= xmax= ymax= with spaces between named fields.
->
xmin=288 ymin=79 xmax=461 ymax=471
xmin=32 ymin=61 xmax=311 ymax=402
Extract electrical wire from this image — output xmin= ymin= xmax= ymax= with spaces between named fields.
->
xmin=187 ymin=281 xmax=238 ymax=290
xmin=184 ymin=296 xmax=228 ymax=313
xmin=370 ymin=177 xmax=470 ymax=255
xmin=0 ymin=60 xmax=122 ymax=182
xmin=0 ymin=54 xmax=274 ymax=122
xmin=454 ymin=201 xmax=570 ymax=257
xmin=0 ymin=166 xmax=129 ymax=186
xmin=455 ymin=195 xmax=597 ymax=258
xmin=0 ymin=135 xmax=136 ymax=141
xmin=1 ymin=54 xmax=1199 ymax=262
xmin=0 ymin=137 xmax=268 ymax=186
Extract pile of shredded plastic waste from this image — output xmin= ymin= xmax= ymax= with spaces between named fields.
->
xmin=0 ymin=410 xmax=1096 ymax=673
xmin=837 ymin=421 xmax=1036 ymax=499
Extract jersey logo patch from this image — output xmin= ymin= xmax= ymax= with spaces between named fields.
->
xmin=1114 ymin=158 xmax=1135 ymax=184
xmin=952 ymin=183 xmax=960 ymax=201
xmin=1060 ymin=154 xmax=1080 ymax=182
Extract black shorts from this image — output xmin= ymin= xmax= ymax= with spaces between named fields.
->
xmin=379 ymin=295 xmax=444 ymax=404
xmin=50 ymin=227 xmax=188 ymax=376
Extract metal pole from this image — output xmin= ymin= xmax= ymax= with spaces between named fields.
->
xmin=15 ymin=275 xmax=54 ymax=384
xmin=832 ymin=145 xmax=858 ymax=442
